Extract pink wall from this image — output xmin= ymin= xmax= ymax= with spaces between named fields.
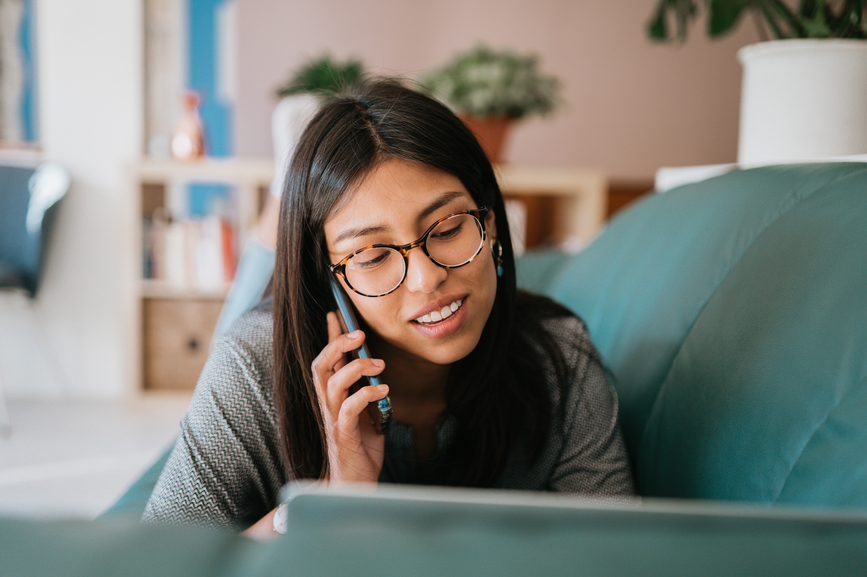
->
xmin=236 ymin=0 xmax=761 ymax=181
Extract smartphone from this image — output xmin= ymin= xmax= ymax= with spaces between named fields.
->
xmin=329 ymin=277 xmax=393 ymax=434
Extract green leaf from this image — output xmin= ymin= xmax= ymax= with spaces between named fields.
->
xmin=798 ymin=0 xmax=833 ymax=36
xmin=709 ymin=0 xmax=753 ymax=36
xmin=823 ymin=0 xmax=866 ymax=37
xmin=647 ymin=0 xmax=699 ymax=42
xmin=648 ymin=0 xmax=866 ymax=42
xmin=648 ymin=3 xmax=670 ymax=39
xmin=276 ymin=55 xmax=366 ymax=99
xmin=756 ymin=1 xmax=791 ymax=38
xmin=418 ymin=44 xmax=562 ymax=119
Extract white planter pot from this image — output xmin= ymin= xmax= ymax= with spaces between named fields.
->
xmin=737 ymin=39 xmax=867 ymax=166
xmin=270 ymin=93 xmax=320 ymax=196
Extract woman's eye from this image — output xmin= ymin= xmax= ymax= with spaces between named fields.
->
xmin=353 ymin=249 xmax=392 ymax=269
xmin=430 ymin=221 xmax=463 ymax=241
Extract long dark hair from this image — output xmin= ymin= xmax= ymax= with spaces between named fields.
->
xmin=273 ymin=79 xmax=573 ymax=486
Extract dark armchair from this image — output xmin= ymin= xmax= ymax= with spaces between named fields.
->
xmin=0 ymin=158 xmax=69 ymax=432
xmin=0 ymin=160 xmax=70 ymax=296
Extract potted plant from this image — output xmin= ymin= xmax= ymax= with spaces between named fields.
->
xmin=419 ymin=45 xmax=562 ymax=163
xmin=646 ymin=1 xmax=867 ymax=165
xmin=647 ymin=0 xmax=865 ymax=42
xmin=276 ymin=55 xmax=366 ymax=101
xmin=269 ymin=56 xmax=367 ymax=195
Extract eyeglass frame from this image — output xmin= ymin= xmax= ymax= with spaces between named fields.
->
xmin=329 ymin=207 xmax=490 ymax=297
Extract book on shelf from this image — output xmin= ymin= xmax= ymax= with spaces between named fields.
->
xmin=143 ymin=210 xmax=238 ymax=293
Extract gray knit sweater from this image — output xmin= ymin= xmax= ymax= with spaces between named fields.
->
xmin=142 ymin=304 xmax=636 ymax=529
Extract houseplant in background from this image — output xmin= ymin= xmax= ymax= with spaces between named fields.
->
xmin=270 ymin=56 xmax=367 ymax=195
xmin=647 ymin=0 xmax=865 ymax=42
xmin=647 ymin=1 xmax=867 ymax=165
xmin=276 ymin=55 xmax=366 ymax=101
xmin=419 ymin=45 xmax=562 ymax=163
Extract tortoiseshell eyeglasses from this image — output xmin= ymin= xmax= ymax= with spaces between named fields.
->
xmin=330 ymin=207 xmax=488 ymax=297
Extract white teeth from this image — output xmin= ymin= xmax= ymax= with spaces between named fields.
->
xmin=415 ymin=299 xmax=463 ymax=325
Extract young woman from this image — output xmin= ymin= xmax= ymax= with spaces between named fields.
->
xmin=142 ymin=80 xmax=636 ymax=534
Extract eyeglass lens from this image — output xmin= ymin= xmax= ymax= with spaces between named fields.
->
xmin=344 ymin=213 xmax=484 ymax=296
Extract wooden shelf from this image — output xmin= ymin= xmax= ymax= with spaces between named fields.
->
xmin=140 ymin=279 xmax=229 ymax=300
xmin=495 ymin=164 xmax=608 ymax=245
xmin=133 ymin=157 xmax=274 ymax=182
xmin=129 ymin=157 xmax=273 ymax=392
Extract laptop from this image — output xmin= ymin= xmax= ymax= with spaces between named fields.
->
xmin=275 ymin=482 xmax=867 ymax=576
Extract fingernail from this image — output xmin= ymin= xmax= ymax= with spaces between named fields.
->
xmin=348 ymin=331 xmax=362 ymax=339
xmin=371 ymin=359 xmax=384 ymax=368
xmin=376 ymin=385 xmax=388 ymax=392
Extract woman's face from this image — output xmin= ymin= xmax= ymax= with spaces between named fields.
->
xmin=324 ymin=157 xmax=498 ymax=368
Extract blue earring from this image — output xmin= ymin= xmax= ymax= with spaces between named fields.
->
xmin=493 ymin=240 xmax=503 ymax=277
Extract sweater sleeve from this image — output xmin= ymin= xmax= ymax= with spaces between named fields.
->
xmin=141 ymin=308 xmax=285 ymax=529
xmin=546 ymin=317 xmax=637 ymax=497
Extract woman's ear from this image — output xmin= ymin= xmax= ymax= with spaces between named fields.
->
xmin=485 ymin=209 xmax=497 ymax=246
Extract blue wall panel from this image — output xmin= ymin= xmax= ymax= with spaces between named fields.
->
xmin=187 ymin=0 xmax=232 ymax=157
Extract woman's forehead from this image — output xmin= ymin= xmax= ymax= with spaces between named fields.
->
xmin=326 ymin=159 xmax=473 ymax=228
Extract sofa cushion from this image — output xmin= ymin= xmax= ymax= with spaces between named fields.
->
xmin=517 ymin=162 xmax=867 ymax=508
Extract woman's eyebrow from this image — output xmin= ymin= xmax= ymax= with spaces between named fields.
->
xmin=416 ymin=190 xmax=466 ymax=223
xmin=333 ymin=190 xmax=467 ymax=245
xmin=333 ymin=224 xmax=389 ymax=245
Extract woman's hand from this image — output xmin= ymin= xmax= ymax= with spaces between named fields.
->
xmin=311 ymin=311 xmax=389 ymax=484
xmin=241 ymin=507 xmax=279 ymax=541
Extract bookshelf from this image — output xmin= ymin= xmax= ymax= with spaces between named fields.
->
xmin=128 ymin=158 xmax=607 ymax=393
xmin=130 ymin=158 xmax=272 ymax=392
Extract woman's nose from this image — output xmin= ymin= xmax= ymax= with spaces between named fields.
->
xmin=403 ymin=249 xmax=447 ymax=294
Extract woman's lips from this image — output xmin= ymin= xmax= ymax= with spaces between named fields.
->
xmin=414 ymin=298 xmax=463 ymax=325
xmin=410 ymin=297 xmax=468 ymax=339
xmin=407 ymin=294 xmax=468 ymax=323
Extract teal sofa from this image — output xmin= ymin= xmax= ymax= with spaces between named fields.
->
xmin=3 ymin=161 xmax=867 ymax=575
xmin=518 ymin=160 xmax=867 ymax=509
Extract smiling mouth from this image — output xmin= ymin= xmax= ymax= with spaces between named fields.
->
xmin=413 ymin=299 xmax=464 ymax=326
